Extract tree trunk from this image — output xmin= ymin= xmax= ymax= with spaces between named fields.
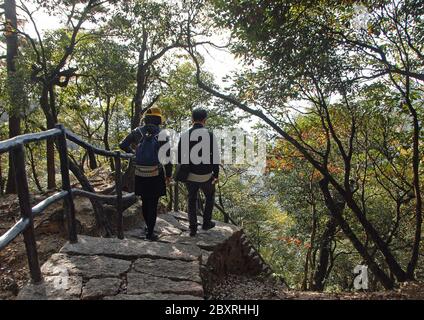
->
xmin=303 ymin=176 xmax=318 ymax=291
xmin=5 ymin=116 xmax=20 ymax=193
xmin=311 ymin=216 xmax=336 ymax=291
xmin=68 ymin=157 xmax=112 ymax=236
xmin=4 ymin=0 xmax=21 ymax=194
xmin=302 ymin=205 xmax=316 ymax=291
xmin=319 ymin=177 xmax=395 ymax=290
xmin=341 ymin=191 xmax=409 ymax=282
xmin=103 ymin=96 xmax=114 ymax=172
xmin=0 ymin=154 xmax=4 ymax=195
xmin=27 ymin=145 xmax=43 ymax=192
xmin=312 ymin=182 xmax=345 ymax=291
xmin=122 ymin=161 xmax=135 ymax=192
xmin=132 ymin=47 xmax=148 ymax=129
xmin=406 ymin=104 xmax=422 ymax=278
xmin=46 ymin=86 xmax=57 ymax=189
xmin=218 ymin=187 xmax=230 ymax=223
xmin=39 ymin=87 xmax=57 ymax=190
xmin=88 ymin=149 xmax=98 ymax=170
xmin=46 ymin=118 xmax=56 ymax=189
xmin=167 ymin=184 xmax=173 ymax=211
xmin=124 ymin=49 xmax=148 ymax=191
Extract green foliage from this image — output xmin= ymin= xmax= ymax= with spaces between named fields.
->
xmin=158 ymin=61 xmax=213 ymax=128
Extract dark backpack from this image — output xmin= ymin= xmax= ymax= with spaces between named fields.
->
xmin=135 ymin=126 xmax=160 ymax=166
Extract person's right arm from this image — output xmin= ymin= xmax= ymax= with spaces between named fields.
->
xmin=119 ymin=129 xmax=140 ymax=154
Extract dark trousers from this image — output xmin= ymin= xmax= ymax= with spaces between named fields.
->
xmin=141 ymin=197 xmax=159 ymax=236
xmin=186 ymin=181 xmax=215 ymax=231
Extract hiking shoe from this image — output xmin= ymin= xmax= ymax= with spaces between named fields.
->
xmin=189 ymin=229 xmax=197 ymax=237
xmin=146 ymin=233 xmax=159 ymax=241
xmin=202 ymin=221 xmax=216 ymax=231
xmin=144 ymin=226 xmax=157 ymax=237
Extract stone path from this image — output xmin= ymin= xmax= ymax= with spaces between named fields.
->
xmin=17 ymin=210 xmax=271 ymax=300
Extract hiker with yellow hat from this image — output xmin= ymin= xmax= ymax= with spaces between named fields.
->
xmin=119 ymin=106 xmax=172 ymax=241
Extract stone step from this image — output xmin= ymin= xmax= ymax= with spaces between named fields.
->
xmin=160 ymin=223 xmax=241 ymax=251
xmin=16 ymin=211 xmax=274 ymax=300
xmin=60 ymin=235 xmax=201 ymax=262
xmin=133 ymin=258 xmax=202 ymax=283
xmin=126 ymin=272 xmax=204 ymax=297
xmin=104 ymin=293 xmax=202 ymax=300
xmin=124 ymin=216 xmax=184 ymax=240
xmin=169 ymin=211 xmax=202 ymax=223
xmin=17 ymin=234 xmax=205 ymax=300
xmin=82 ymin=278 xmax=122 ymax=300
xmin=42 ymin=253 xmax=131 ymax=278
xmin=159 ymin=214 xmax=189 ymax=231
xmin=17 ymin=276 xmax=83 ymax=300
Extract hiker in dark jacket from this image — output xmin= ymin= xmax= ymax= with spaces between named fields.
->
xmin=177 ymin=108 xmax=220 ymax=237
xmin=119 ymin=107 xmax=172 ymax=241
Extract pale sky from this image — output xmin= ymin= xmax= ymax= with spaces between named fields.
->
xmin=20 ymin=1 xmax=242 ymax=88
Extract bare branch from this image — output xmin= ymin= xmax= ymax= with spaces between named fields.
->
xmin=18 ymin=1 xmax=47 ymax=70
xmin=186 ymin=44 xmax=326 ymax=176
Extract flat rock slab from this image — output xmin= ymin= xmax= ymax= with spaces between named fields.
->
xmin=133 ymin=258 xmax=202 ymax=283
xmin=159 ymin=214 xmax=189 ymax=231
xmin=42 ymin=253 xmax=131 ymax=279
xmin=82 ymin=278 xmax=122 ymax=300
xmin=156 ymin=217 xmax=183 ymax=236
xmin=177 ymin=220 xmax=195 ymax=231
xmin=161 ymin=224 xmax=240 ymax=251
xmin=124 ymin=228 xmax=145 ymax=240
xmin=104 ymin=293 xmax=202 ymax=300
xmin=124 ymin=217 xmax=183 ymax=240
xmin=17 ymin=276 xmax=82 ymax=300
xmin=170 ymin=211 xmax=203 ymax=225
xmin=126 ymin=272 xmax=204 ymax=297
xmin=61 ymin=235 xmax=201 ymax=262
